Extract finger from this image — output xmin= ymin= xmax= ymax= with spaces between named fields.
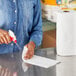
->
xmin=1 ymin=68 xmax=5 ymax=76
xmin=4 ymin=69 xmax=9 ymax=76
xmin=2 ymin=31 xmax=10 ymax=44
xmin=29 ymin=53 xmax=33 ymax=59
xmin=0 ymin=37 xmax=4 ymax=44
xmin=25 ymin=49 xmax=34 ymax=59
xmin=27 ymin=54 xmax=31 ymax=59
xmin=7 ymin=71 xmax=11 ymax=76
xmin=25 ymin=49 xmax=29 ymax=56
xmin=26 ymin=51 xmax=33 ymax=59
xmin=0 ymin=66 xmax=2 ymax=75
xmin=5 ymin=34 xmax=11 ymax=44
xmin=28 ymin=55 xmax=32 ymax=59
xmin=24 ymin=51 xmax=31 ymax=59
xmin=24 ymin=50 xmax=30 ymax=59
xmin=0 ymin=42 xmax=2 ymax=44
xmin=0 ymin=32 xmax=6 ymax=44
xmin=29 ymin=54 xmax=33 ymax=59
xmin=24 ymin=49 xmax=29 ymax=58
xmin=24 ymin=55 xmax=29 ymax=60
xmin=1 ymin=35 xmax=8 ymax=44
xmin=0 ymin=30 xmax=11 ymax=44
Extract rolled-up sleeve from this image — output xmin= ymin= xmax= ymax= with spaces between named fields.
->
xmin=29 ymin=0 xmax=43 ymax=47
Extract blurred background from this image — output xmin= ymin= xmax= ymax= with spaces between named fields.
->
xmin=41 ymin=0 xmax=76 ymax=48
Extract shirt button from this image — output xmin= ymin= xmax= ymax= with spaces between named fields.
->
xmin=11 ymin=43 xmax=13 ymax=46
xmin=13 ymin=0 xmax=16 ymax=2
xmin=14 ymin=22 xmax=16 ymax=25
xmin=15 ymin=10 xmax=17 ymax=13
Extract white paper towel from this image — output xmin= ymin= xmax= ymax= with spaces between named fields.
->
xmin=56 ymin=56 xmax=76 ymax=76
xmin=22 ymin=47 xmax=59 ymax=68
xmin=56 ymin=11 xmax=76 ymax=56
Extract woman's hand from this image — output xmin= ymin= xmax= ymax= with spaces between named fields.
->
xmin=0 ymin=29 xmax=11 ymax=44
xmin=24 ymin=41 xmax=36 ymax=59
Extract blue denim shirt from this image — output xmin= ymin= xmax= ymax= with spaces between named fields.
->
xmin=0 ymin=0 xmax=42 ymax=54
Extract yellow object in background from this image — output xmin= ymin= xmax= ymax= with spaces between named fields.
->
xmin=70 ymin=1 xmax=76 ymax=4
xmin=43 ymin=0 xmax=57 ymax=5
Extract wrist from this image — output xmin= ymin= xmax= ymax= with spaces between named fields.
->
xmin=29 ymin=41 xmax=36 ymax=48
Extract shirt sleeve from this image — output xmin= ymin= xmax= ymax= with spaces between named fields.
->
xmin=29 ymin=0 xmax=43 ymax=47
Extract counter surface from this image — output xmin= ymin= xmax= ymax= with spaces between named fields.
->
xmin=0 ymin=48 xmax=76 ymax=76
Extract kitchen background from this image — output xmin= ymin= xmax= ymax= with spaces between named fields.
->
xmin=41 ymin=0 xmax=76 ymax=48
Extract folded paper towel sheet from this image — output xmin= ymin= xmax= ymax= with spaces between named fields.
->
xmin=22 ymin=47 xmax=59 ymax=68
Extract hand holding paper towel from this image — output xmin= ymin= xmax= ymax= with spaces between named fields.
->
xmin=22 ymin=46 xmax=59 ymax=68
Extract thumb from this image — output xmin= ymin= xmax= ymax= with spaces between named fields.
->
xmin=25 ymin=44 xmax=28 ymax=48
